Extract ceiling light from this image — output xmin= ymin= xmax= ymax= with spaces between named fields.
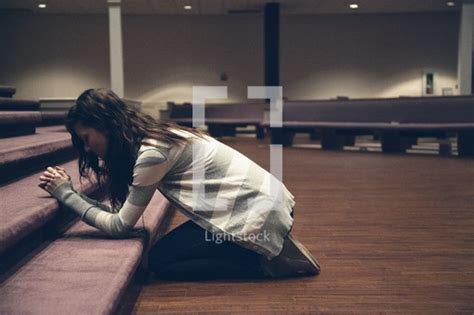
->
xmin=349 ymin=4 xmax=358 ymax=9
xmin=38 ymin=4 xmax=47 ymax=9
xmin=184 ymin=5 xmax=192 ymax=10
xmin=446 ymin=2 xmax=455 ymax=6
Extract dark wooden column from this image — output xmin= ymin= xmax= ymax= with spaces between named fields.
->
xmin=264 ymin=3 xmax=282 ymax=144
xmin=264 ymin=2 xmax=279 ymax=87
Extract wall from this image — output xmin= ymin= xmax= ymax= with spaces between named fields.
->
xmin=0 ymin=11 xmax=460 ymax=116
xmin=281 ymin=12 xmax=459 ymax=99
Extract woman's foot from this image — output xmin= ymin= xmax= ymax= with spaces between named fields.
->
xmin=260 ymin=233 xmax=321 ymax=278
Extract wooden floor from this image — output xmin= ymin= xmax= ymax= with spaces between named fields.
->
xmin=122 ymin=136 xmax=474 ymax=314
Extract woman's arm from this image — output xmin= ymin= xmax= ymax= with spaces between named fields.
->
xmin=47 ymin=166 xmax=114 ymax=213
xmin=42 ymin=148 xmax=169 ymax=237
xmin=73 ymin=189 xmax=114 ymax=213
xmin=50 ymin=181 xmax=157 ymax=236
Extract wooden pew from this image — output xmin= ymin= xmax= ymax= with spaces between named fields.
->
xmin=264 ymin=96 xmax=474 ymax=157
xmin=162 ymin=102 xmax=265 ymax=138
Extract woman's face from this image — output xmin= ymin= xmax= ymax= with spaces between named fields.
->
xmin=73 ymin=123 xmax=108 ymax=159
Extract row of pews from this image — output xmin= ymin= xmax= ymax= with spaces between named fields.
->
xmin=161 ymin=96 xmax=474 ymax=157
xmin=161 ymin=102 xmax=266 ymax=138
xmin=0 ymin=86 xmax=172 ymax=314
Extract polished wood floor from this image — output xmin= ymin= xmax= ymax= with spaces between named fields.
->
xmin=122 ymin=136 xmax=474 ymax=314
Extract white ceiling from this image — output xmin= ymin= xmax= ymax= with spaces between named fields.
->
xmin=0 ymin=0 xmax=466 ymax=15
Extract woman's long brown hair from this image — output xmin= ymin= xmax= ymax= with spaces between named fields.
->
xmin=66 ymin=88 xmax=206 ymax=210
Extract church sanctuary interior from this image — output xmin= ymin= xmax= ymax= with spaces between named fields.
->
xmin=1 ymin=0 xmax=473 ymax=313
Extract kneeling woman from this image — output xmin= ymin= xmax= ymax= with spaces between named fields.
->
xmin=39 ymin=88 xmax=320 ymax=280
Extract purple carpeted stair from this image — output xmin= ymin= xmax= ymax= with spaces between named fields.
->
xmin=0 ymin=90 xmax=172 ymax=314
xmin=0 ymin=192 xmax=170 ymax=315
xmin=39 ymin=111 xmax=67 ymax=126
xmin=0 ymin=92 xmax=41 ymax=137
xmin=0 ymin=126 xmax=76 ymax=184
xmin=0 ymin=98 xmax=40 ymax=111
xmin=0 ymin=159 xmax=96 ymax=255
xmin=0 ymin=111 xmax=41 ymax=138
xmin=0 ymin=86 xmax=67 ymax=136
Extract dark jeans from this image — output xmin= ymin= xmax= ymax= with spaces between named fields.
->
xmin=147 ymin=220 xmax=265 ymax=281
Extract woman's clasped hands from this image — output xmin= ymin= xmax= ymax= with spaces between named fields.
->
xmin=38 ymin=166 xmax=71 ymax=194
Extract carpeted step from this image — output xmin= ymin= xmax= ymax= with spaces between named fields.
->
xmin=0 ymin=98 xmax=40 ymax=111
xmin=0 ymin=86 xmax=16 ymax=98
xmin=0 ymin=111 xmax=41 ymax=138
xmin=35 ymin=125 xmax=67 ymax=133
xmin=0 ymin=159 xmax=97 ymax=256
xmin=39 ymin=111 xmax=67 ymax=126
xmin=0 ymin=191 xmax=170 ymax=315
xmin=0 ymin=126 xmax=75 ymax=184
